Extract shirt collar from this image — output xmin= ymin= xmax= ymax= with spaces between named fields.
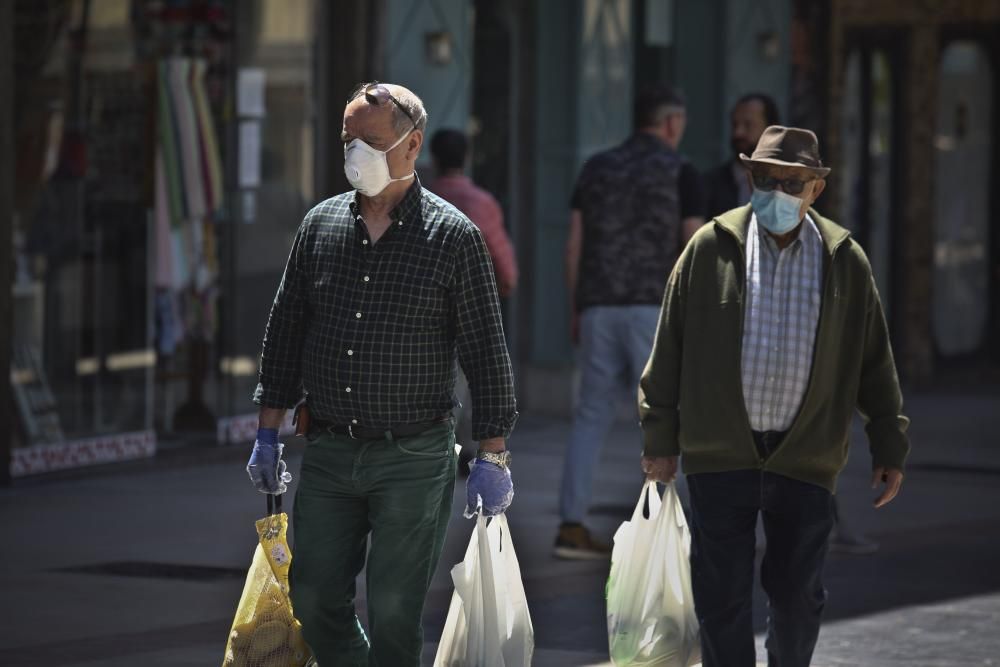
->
xmin=717 ymin=205 xmax=852 ymax=257
xmin=752 ymin=213 xmax=821 ymax=253
xmin=349 ymin=175 xmax=424 ymax=223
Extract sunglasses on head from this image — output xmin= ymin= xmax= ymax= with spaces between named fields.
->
xmin=348 ymin=81 xmax=418 ymax=131
xmin=751 ymin=170 xmax=815 ymax=196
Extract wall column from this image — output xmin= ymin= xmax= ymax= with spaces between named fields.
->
xmin=520 ymin=0 xmax=634 ymax=415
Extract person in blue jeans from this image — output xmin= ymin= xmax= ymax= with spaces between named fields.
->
xmin=557 ymin=84 xmax=705 ymax=559
xmin=640 ymin=126 xmax=909 ymax=666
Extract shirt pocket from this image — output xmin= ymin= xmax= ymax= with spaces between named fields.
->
xmin=382 ymin=272 xmax=449 ymax=332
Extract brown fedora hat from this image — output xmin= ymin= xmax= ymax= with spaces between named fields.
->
xmin=739 ymin=125 xmax=831 ymax=176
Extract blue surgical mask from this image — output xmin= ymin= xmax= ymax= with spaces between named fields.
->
xmin=751 ymin=187 xmax=804 ymax=234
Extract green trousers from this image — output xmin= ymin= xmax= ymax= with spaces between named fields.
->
xmin=289 ymin=421 xmax=457 ymax=667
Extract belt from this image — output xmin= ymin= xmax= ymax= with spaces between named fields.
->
xmin=311 ymin=416 xmax=449 ymax=440
xmin=752 ymin=430 xmax=787 ymax=460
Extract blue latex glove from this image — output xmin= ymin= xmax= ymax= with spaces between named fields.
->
xmin=246 ymin=428 xmax=292 ymax=495
xmin=465 ymin=459 xmax=514 ymax=517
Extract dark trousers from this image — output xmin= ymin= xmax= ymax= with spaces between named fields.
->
xmin=289 ymin=421 xmax=457 ymax=667
xmin=687 ymin=463 xmax=835 ymax=667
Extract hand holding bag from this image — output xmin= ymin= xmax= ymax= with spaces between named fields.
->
xmin=221 ymin=495 xmax=313 ymax=667
xmin=606 ymin=481 xmax=700 ymax=667
xmin=433 ymin=514 xmax=534 ymax=667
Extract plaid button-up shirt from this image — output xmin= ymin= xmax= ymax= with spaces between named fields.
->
xmin=741 ymin=214 xmax=823 ymax=432
xmin=253 ymin=181 xmax=518 ymax=440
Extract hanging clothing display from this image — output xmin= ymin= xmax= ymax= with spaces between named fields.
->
xmin=154 ymin=56 xmax=225 ymax=351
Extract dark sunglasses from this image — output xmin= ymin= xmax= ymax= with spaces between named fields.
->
xmin=751 ymin=171 xmax=814 ymax=196
xmin=348 ymin=81 xmax=418 ymax=131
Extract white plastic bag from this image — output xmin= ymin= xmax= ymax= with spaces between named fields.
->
xmin=606 ymin=481 xmax=700 ymax=667
xmin=433 ymin=514 xmax=534 ymax=667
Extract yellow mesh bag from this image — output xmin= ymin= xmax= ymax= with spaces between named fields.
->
xmin=222 ymin=497 xmax=313 ymax=667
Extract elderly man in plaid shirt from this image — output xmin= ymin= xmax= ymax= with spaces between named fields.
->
xmin=639 ymin=126 xmax=910 ymax=667
xmin=245 ymin=81 xmax=517 ymax=666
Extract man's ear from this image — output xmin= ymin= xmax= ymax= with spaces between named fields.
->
xmin=406 ymin=130 xmax=424 ymax=161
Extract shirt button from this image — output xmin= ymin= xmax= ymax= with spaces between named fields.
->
xmin=362 ymin=239 xmax=369 ymax=245
xmin=345 ymin=387 xmax=352 ymax=393
xmin=363 ymin=276 xmax=370 ymax=282
xmin=355 ymin=312 xmax=362 ymax=319
xmin=351 ymin=419 xmax=358 ymax=424
xmin=347 ymin=349 xmax=354 ymax=356
xmin=397 ymin=221 xmax=403 ymax=226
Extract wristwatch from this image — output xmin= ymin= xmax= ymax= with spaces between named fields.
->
xmin=476 ymin=450 xmax=512 ymax=470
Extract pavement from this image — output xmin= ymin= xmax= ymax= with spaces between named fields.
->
xmin=2 ymin=390 xmax=999 ymax=666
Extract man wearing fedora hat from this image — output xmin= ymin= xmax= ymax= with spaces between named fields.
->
xmin=639 ymin=126 xmax=909 ymax=666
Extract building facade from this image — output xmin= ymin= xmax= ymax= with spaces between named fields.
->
xmin=5 ymin=0 xmax=998 ymax=478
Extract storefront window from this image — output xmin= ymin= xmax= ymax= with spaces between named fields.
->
xmin=215 ymin=0 xmax=316 ymax=435
xmin=12 ymin=0 xmax=158 ymax=473
xmin=10 ymin=1 xmax=304 ymax=473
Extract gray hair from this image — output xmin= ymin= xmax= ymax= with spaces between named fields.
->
xmin=387 ymin=85 xmax=428 ymax=136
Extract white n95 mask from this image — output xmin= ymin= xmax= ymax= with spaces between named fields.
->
xmin=344 ymin=129 xmax=414 ymax=196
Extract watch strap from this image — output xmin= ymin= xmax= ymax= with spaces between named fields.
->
xmin=476 ymin=450 xmax=511 ymax=469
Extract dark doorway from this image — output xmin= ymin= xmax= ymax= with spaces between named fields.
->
xmin=837 ymin=32 xmax=905 ymax=340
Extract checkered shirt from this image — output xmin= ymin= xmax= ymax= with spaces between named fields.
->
xmin=253 ymin=181 xmax=518 ymax=440
xmin=741 ymin=214 xmax=823 ymax=432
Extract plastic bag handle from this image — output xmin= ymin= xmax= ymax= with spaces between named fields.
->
xmin=266 ymin=493 xmax=283 ymax=516
xmin=630 ymin=480 xmax=661 ymax=523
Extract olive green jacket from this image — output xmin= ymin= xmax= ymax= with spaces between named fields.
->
xmin=638 ymin=205 xmax=910 ymax=492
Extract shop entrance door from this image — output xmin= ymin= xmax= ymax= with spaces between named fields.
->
xmin=838 ymin=36 xmax=902 ymax=332
xmin=931 ymin=39 xmax=995 ymax=359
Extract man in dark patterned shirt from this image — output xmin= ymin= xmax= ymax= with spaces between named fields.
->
xmin=557 ymin=85 xmax=705 ymax=559
xmin=245 ymin=82 xmax=517 ymax=666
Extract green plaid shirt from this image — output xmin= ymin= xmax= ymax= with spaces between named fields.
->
xmin=254 ymin=181 xmax=518 ymax=440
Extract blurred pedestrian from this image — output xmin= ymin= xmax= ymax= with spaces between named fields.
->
xmin=429 ymin=128 xmax=519 ymax=473
xmin=429 ymin=128 xmax=518 ymax=297
xmin=247 ymin=81 xmax=517 ymax=666
xmin=556 ymin=84 xmax=705 ymax=559
xmin=640 ymin=126 xmax=909 ymax=666
xmin=703 ymin=93 xmax=781 ymax=220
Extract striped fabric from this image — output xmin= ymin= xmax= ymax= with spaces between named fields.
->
xmin=740 ymin=214 xmax=823 ymax=432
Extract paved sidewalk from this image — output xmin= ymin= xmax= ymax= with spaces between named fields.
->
xmin=1 ymin=391 xmax=998 ymax=666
